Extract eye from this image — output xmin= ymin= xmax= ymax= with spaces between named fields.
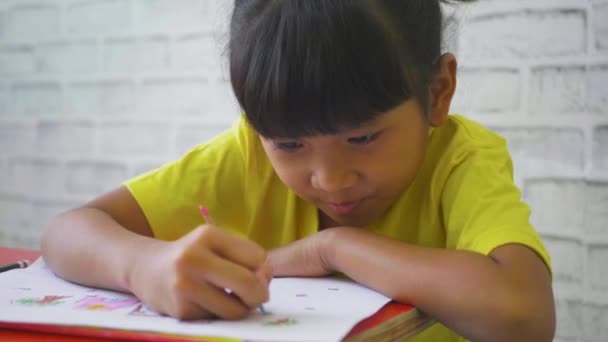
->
xmin=347 ymin=131 xmax=382 ymax=145
xmin=273 ymin=141 xmax=304 ymax=152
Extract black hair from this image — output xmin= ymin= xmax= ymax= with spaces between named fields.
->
xmin=229 ymin=0 xmax=474 ymax=138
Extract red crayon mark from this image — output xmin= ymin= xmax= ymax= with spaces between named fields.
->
xmin=40 ymin=295 xmax=70 ymax=304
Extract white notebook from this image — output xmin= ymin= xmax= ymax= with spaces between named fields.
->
xmin=0 ymin=258 xmax=390 ymax=342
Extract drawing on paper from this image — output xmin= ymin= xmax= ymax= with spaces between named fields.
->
xmin=263 ymin=317 xmax=298 ymax=326
xmin=129 ymin=303 xmax=161 ymax=317
xmin=14 ymin=295 xmax=71 ymax=306
xmin=296 ymin=293 xmax=307 ymax=297
xmin=328 ymin=288 xmax=339 ymax=291
xmin=75 ymin=295 xmax=139 ymax=311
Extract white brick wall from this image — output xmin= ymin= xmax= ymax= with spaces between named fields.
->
xmin=0 ymin=0 xmax=606 ymax=340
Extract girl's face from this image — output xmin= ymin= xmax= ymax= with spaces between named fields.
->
xmin=260 ymin=100 xmax=434 ymax=228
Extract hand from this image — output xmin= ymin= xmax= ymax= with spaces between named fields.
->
xmin=267 ymin=229 xmax=335 ymax=277
xmin=128 ymin=224 xmax=271 ymax=320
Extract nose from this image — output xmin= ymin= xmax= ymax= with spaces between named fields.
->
xmin=310 ymin=162 xmax=358 ymax=193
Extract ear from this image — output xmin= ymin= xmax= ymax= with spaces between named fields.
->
xmin=428 ymin=53 xmax=457 ymax=127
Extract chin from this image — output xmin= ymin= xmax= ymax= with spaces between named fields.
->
xmin=331 ymin=214 xmax=373 ymax=228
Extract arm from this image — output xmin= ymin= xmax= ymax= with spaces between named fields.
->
xmin=322 ymin=227 xmax=555 ymax=342
xmin=41 ymin=186 xmax=157 ymax=292
xmin=41 ymin=186 xmax=271 ymax=320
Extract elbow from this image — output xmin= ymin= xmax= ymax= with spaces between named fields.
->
xmin=495 ymin=293 xmax=556 ymax=342
xmin=40 ymin=213 xmax=60 ymax=260
xmin=503 ymin=310 xmax=555 ymax=342
xmin=40 ymin=209 xmax=73 ymax=259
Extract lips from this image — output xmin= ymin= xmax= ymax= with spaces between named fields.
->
xmin=326 ymin=200 xmax=362 ymax=215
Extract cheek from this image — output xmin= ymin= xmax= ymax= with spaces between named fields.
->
xmin=260 ymin=143 xmax=306 ymax=190
xmin=374 ymin=135 xmax=427 ymax=188
xmin=268 ymin=157 xmax=310 ymax=192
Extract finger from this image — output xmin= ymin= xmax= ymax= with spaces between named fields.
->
xmin=188 ymin=250 xmax=269 ymax=308
xmin=257 ymin=261 xmax=273 ymax=285
xmin=166 ymin=301 xmax=213 ymax=321
xmin=180 ymin=277 xmax=250 ymax=320
xmin=195 ymin=225 xmax=267 ymax=271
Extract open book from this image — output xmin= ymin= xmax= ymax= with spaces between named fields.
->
xmin=0 ymin=259 xmax=433 ymax=342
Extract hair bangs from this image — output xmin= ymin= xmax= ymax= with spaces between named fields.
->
xmin=230 ymin=1 xmax=417 ymax=138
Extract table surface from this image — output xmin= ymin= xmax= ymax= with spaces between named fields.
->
xmin=0 ymin=247 xmax=136 ymax=342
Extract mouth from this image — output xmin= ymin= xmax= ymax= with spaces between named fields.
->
xmin=326 ymin=199 xmax=363 ymax=215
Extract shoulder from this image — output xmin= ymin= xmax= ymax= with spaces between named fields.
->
xmin=167 ymin=115 xmax=265 ymax=174
xmin=123 ymin=116 xmax=273 ymax=239
xmin=437 ymin=114 xmax=508 ymax=154
xmin=126 ymin=116 xmax=265 ymax=203
xmin=426 ymin=114 xmax=513 ymax=181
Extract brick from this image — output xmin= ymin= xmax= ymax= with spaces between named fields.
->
xmin=524 ymin=180 xmax=586 ymax=237
xmin=99 ymin=122 xmax=170 ymax=156
xmin=137 ymin=78 xmax=208 ymax=116
xmin=65 ymin=161 xmax=127 ymax=195
xmin=66 ymin=0 xmax=131 ymax=35
xmin=172 ymin=34 xmax=221 ymax=72
xmin=0 ymin=196 xmax=35 ymax=248
xmin=103 ymin=36 xmax=169 ymax=72
xmin=586 ymin=182 xmax=608 ymax=236
xmin=66 ymin=80 xmax=134 ymax=116
xmin=460 ymin=9 xmax=586 ymax=61
xmin=0 ymin=160 xmax=7 ymax=192
xmin=593 ymin=126 xmax=608 ymax=173
xmin=542 ymin=236 xmax=583 ymax=285
xmin=31 ymin=200 xmax=79 ymax=237
xmin=202 ymin=81 xmax=242 ymax=119
xmin=0 ymin=196 xmax=32 ymax=229
xmin=555 ymin=298 xmax=582 ymax=340
xmin=583 ymin=303 xmax=608 ymax=341
xmin=498 ymin=128 xmax=585 ymax=175
xmin=10 ymin=82 xmax=62 ymax=116
xmin=452 ymin=68 xmax=520 ymax=113
xmin=441 ymin=9 xmax=459 ymax=55
xmin=133 ymin=162 xmax=165 ymax=177
xmin=0 ymin=45 xmax=36 ymax=75
xmin=0 ymin=11 xmax=4 ymax=39
xmin=136 ymin=0 xmax=211 ymax=32
xmin=8 ymin=235 xmax=39 ymax=249
xmin=588 ymin=65 xmax=608 ymax=115
xmin=175 ymin=123 xmax=229 ymax=155
xmin=38 ymin=40 xmax=98 ymax=74
xmin=595 ymin=3 xmax=608 ymax=51
xmin=7 ymin=158 xmax=65 ymax=197
xmin=36 ymin=121 xmax=95 ymax=155
xmin=588 ymin=245 xmax=608 ymax=291
xmin=0 ymin=122 xmax=35 ymax=156
xmin=529 ymin=66 xmax=586 ymax=114
xmin=0 ymin=83 xmax=7 ymax=115
xmin=4 ymin=5 xmax=60 ymax=40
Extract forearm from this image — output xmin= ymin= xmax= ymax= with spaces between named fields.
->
xmin=41 ymin=208 xmax=164 ymax=293
xmin=323 ymin=227 xmax=553 ymax=342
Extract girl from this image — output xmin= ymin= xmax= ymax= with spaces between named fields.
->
xmin=42 ymin=1 xmax=556 ymax=341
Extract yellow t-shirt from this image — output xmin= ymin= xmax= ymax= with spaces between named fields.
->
xmin=125 ymin=114 xmax=551 ymax=342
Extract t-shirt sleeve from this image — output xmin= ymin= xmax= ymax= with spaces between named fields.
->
xmin=441 ymin=141 xmax=552 ymax=274
xmin=123 ymin=120 xmax=251 ymax=241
